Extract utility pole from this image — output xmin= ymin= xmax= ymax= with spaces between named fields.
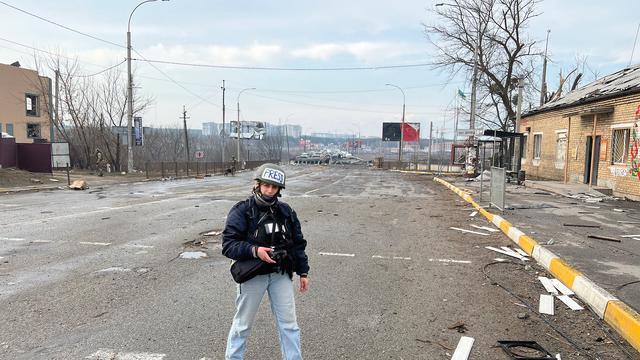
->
xmin=428 ymin=121 xmax=433 ymax=170
xmin=540 ymin=29 xmax=551 ymax=106
xmin=182 ymin=105 xmax=190 ymax=176
xmin=285 ymin=125 xmax=290 ymax=163
xmin=221 ymin=80 xmax=226 ymax=164
xmin=515 ymin=76 xmax=524 ymax=173
xmin=54 ymin=69 xmax=60 ymax=142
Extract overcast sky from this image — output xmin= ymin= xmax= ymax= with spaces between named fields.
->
xmin=2 ymin=0 xmax=639 ymax=137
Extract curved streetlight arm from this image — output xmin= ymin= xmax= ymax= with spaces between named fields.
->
xmin=385 ymin=83 xmax=405 ymax=103
xmin=128 ymin=0 xmax=160 ymax=32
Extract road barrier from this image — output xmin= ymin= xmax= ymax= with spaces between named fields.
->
xmin=434 ymin=177 xmax=640 ymax=353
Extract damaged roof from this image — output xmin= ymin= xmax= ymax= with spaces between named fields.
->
xmin=524 ymin=63 xmax=640 ymax=117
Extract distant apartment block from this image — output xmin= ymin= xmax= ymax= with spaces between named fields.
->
xmin=0 ymin=62 xmax=53 ymax=143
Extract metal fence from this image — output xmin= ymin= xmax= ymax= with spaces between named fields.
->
xmin=143 ymin=159 xmax=279 ymax=179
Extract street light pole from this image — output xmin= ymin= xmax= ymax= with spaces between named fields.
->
xmin=126 ymin=0 xmax=168 ymax=173
xmin=386 ymin=83 xmax=406 ymax=164
xmin=236 ymin=88 xmax=256 ymax=165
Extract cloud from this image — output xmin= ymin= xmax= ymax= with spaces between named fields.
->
xmin=291 ymin=41 xmax=425 ymax=63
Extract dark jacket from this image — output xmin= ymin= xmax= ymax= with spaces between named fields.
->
xmin=222 ymin=196 xmax=310 ymax=275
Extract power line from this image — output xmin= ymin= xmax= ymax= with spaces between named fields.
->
xmin=245 ymin=91 xmax=445 ymax=116
xmin=131 ymin=57 xmax=431 ymax=71
xmin=132 ymin=49 xmax=221 ymax=109
xmin=0 ymin=1 xmax=124 ymax=49
xmin=0 ymin=36 xmax=126 ymax=77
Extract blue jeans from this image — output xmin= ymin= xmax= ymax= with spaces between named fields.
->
xmin=225 ymin=272 xmax=302 ymax=360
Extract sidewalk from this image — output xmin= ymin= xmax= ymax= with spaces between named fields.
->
xmin=439 ymin=176 xmax=640 ymax=352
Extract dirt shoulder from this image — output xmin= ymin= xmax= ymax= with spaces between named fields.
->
xmin=0 ymin=168 xmax=147 ymax=191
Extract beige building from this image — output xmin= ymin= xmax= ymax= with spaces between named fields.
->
xmin=520 ymin=64 xmax=640 ymax=199
xmin=0 ymin=62 xmax=52 ymax=143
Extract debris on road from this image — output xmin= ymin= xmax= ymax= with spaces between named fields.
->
xmin=485 ymin=246 xmax=528 ymax=261
xmin=562 ymin=223 xmax=600 ymax=228
xmin=549 ymin=279 xmax=574 ymax=296
xmin=450 ymin=227 xmax=489 ymax=236
xmin=497 ymin=340 xmax=556 ymax=359
xmin=203 ymin=230 xmax=222 ymax=236
xmin=470 ymin=224 xmax=499 ymax=232
xmin=557 ymin=295 xmax=584 ymax=311
xmin=69 ymin=179 xmax=88 ymax=190
xmin=469 ymin=211 xmax=477 ymax=217
xmin=451 ymin=336 xmax=474 ymax=360
xmin=587 ymin=234 xmax=622 ymax=243
xmin=517 ymin=312 xmax=530 ymax=319
xmin=539 ymin=294 xmax=555 ymax=315
xmin=447 ymin=320 xmax=468 ymax=333
xmin=179 ymin=251 xmax=207 ymax=259
xmin=538 ymin=277 xmax=559 ymax=295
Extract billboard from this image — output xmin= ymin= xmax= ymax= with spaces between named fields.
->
xmin=382 ymin=122 xmax=420 ymax=142
xmin=134 ymin=116 xmax=143 ymax=146
xmin=230 ymin=121 xmax=266 ymax=140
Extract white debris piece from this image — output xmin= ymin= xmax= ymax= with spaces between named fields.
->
xmin=450 ymin=227 xmax=489 ymax=236
xmin=538 ymin=277 xmax=559 ymax=295
xmin=86 ymin=349 xmax=166 ymax=359
xmin=470 ymin=224 xmax=499 ymax=232
xmin=539 ymin=294 xmax=555 ymax=315
xmin=469 ymin=211 xmax=478 ymax=217
xmin=557 ymin=295 xmax=584 ymax=311
xmin=620 ymin=234 xmax=640 ymax=238
xmin=550 ymin=279 xmax=575 ymax=296
xmin=179 ymin=251 xmax=207 ymax=259
xmin=485 ymin=246 xmax=526 ymax=260
xmin=204 ymin=230 xmax=222 ymax=236
xmin=514 ymin=248 xmax=529 ymax=257
xmin=451 ymin=336 xmax=474 ymax=360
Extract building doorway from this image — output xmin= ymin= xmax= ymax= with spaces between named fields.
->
xmin=583 ymin=135 xmax=601 ymax=184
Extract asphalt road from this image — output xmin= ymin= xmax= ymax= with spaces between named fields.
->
xmin=0 ymin=166 xmax=637 ymax=359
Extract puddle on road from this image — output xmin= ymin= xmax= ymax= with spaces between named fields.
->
xmin=179 ymin=251 xmax=208 ymax=259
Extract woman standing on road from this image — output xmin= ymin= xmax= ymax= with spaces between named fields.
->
xmin=222 ymin=163 xmax=310 ymax=360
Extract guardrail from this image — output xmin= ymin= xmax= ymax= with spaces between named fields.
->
xmin=142 ymin=160 xmax=279 ymax=179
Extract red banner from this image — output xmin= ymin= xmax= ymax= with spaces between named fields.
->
xmin=402 ymin=123 xmax=420 ymax=142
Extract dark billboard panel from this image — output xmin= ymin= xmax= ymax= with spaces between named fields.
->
xmin=382 ymin=122 xmax=401 ymax=141
xmin=382 ymin=122 xmax=420 ymax=141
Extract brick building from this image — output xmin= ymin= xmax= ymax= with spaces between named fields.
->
xmin=0 ymin=62 xmax=53 ymax=143
xmin=520 ymin=64 xmax=640 ymax=199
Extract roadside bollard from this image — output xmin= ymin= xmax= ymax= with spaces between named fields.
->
xmin=161 ymin=162 xmax=165 ymax=179
xmin=66 ymin=163 xmax=70 ymax=186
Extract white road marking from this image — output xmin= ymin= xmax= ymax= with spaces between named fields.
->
xmin=450 ymin=227 xmax=490 ymax=236
xmin=125 ymin=244 xmax=155 ymax=249
xmin=372 ymin=255 xmax=412 ymax=260
xmin=0 ymin=237 xmax=25 ymax=242
xmin=319 ymin=252 xmax=355 ymax=257
xmin=86 ymin=349 xmax=166 ymax=359
xmin=428 ymin=258 xmax=472 ymax=264
xmin=96 ymin=267 xmax=131 ymax=273
xmin=620 ymin=234 xmax=640 ymax=238
xmin=79 ymin=241 xmax=111 ymax=246
xmin=32 ymin=239 xmax=54 ymax=243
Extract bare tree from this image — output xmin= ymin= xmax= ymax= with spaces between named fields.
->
xmin=425 ymin=0 xmax=541 ymax=131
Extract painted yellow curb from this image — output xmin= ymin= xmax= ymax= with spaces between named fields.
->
xmin=605 ymin=300 xmax=640 ymax=351
xmin=434 ymin=176 xmax=640 ymax=354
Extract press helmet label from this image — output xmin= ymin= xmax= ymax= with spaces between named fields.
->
xmin=262 ymin=168 xmax=285 ymax=185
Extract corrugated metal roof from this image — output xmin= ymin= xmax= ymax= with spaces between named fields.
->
xmin=524 ymin=64 xmax=640 ymax=117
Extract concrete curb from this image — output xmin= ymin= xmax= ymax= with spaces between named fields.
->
xmin=434 ymin=176 xmax=640 ymax=353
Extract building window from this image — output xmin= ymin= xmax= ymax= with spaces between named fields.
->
xmin=27 ymin=123 xmax=41 ymax=138
xmin=26 ymin=94 xmax=39 ymax=116
xmin=6 ymin=123 xmax=14 ymax=136
xmin=533 ymin=134 xmax=542 ymax=160
xmin=612 ymin=128 xmax=630 ymax=164
xmin=555 ymin=131 xmax=567 ymax=168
